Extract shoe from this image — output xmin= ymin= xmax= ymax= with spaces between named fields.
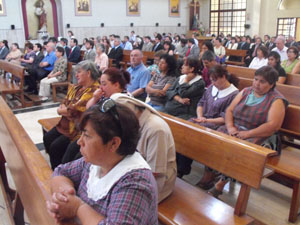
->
xmin=207 ymin=186 xmax=223 ymax=198
xmin=197 ymin=181 xmax=215 ymax=190
xmin=40 ymin=96 xmax=48 ymax=102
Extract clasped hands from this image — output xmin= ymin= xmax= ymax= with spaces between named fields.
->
xmin=46 ymin=187 xmax=85 ymax=223
xmin=227 ymin=126 xmax=250 ymax=139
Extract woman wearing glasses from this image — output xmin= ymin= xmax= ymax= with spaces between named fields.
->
xmin=43 ymin=60 xmax=100 ymax=170
xmin=47 ymin=100 xmax=158 ymax=224
xmin=281 ymin=46 xmax=299 ymax=73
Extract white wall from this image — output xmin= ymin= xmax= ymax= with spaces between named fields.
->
xmin=0 ymin=0 xmax=25 ymax=46
xmin=0 ymin=0 xmax=190 ymax=47
xmin=245 ymin=0 xmax=261 ymax=37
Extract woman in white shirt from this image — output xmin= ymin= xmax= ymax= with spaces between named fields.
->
xmin=214 ymin=38 xmax=226 ymax=63
xmin=249 ymin=46 xmax=268 ymax=69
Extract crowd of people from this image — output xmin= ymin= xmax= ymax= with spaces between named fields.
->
xmin=0 ymin=30 xmax=297 ymax=224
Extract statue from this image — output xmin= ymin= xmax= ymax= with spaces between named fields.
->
xmin=34 ymin=0 xmax=48 ymax=40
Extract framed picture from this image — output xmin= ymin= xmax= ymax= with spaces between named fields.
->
xmin=127 ymin=0 xmax=140 ymax=16
xmin=169 ymin=0 xmax=180 ymax=17
xmin=75 ymin=0 xmax=92 ymax=16
xmin=0 ymin=0 xmax=6 ymax=16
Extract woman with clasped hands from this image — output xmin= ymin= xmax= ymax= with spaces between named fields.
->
xmin=46 ymin=99 xmax=158 ymax=224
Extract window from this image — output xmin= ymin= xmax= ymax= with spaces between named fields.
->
xmin=210 ymin=0 xmax=247 ymax=36
xmin=277 ymin=18 xmax=297 ymax=38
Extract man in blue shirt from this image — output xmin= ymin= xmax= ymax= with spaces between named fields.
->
xmin=26 ymin=42 xmax=57 ymax=94
xmin=123 ymin=36 xmax=133 ymax=50
xmin=127 ymin=49 xmax=151 ymax=102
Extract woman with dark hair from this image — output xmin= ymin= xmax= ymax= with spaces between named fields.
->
xmin=163 ymin=41 xmax=174 ymax=55
xmin=6 ymin=43 xmax=22 ymax=63
xmin=281 ymin=46 xmax=299 ymax=73
xmin=213 ymin=38 xmax=226 ymax=63
xmin=208 ymin=66 xmax=288 ymax=198
xmin=177 ymin=65 xmax=239 ymax=179
xmin=102 ymin=39 xmax=112 ymax=55
xmin=249 ymin=46 xmax=268 ymax=69
xmin=146 ymin=54 xmax=177 ymax=111
xmin=164 ymin=57 xmax=205 ymax=120
xmin=61 ymin=68 xmax=131 ymax=163
xmin=43 ymin=60 xmax=100 ymax=170
xmin=47 ymin=100 xmax=158 ymax=224
xmin=199 ymin=40 xmax=214 ymax=64
xmin=268 ymin=51 xmax=286 ymax=84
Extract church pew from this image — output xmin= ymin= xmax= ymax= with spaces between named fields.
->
xmin=0 ymin=60 xmax=26 ymax=108
xmin=225 ymin=49 xmax=247 ymax=66
xmin=237 ymin=76 xmax=300 ymax=106
xmin=227 ymin=65 xmax=300 ymax=86
xmin=0 ymin=97 xmax=77 ymax=225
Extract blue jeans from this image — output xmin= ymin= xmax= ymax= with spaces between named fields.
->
xmin=147 ymin=102 xmax=164 ymax=111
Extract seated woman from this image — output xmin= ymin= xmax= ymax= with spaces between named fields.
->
xmin=292 ymin=60 xmax=300 ymax=74
xmin=164 ymin=57 xmax=205 ymax=120
xmin=147 ymin=50 xmax=165 ymax=77
xmin=43 ymin=60 xmax=100 ymax=170
xmin=281 ymin=46 xmax=299 ymax=73
xmin=177 ymin=65 xmax=239 ymax=179
xmin=249 ymin=46 xmax=268 ymax=69
xmin=163 ymin=41 xmax=174 ymax=55
xmin=209 ymin=66 xmax=288 ymax=198
xmin=6 ymin=43 xmax=22 ymax=64
xmin=61 ymin=68 xmax=130 ymax=163
xmin=268 ymin=51 xmax=286 ymax=84
xmin=47 ymin=100 xmax=158 ymax=224
xmin=213 ymin=38 xmax=226 ymax=64
xmin=146 ymin=54 xmax=177 ymax=111
xmin=39 ymin=46 xmax=67 ymax=100
xmin=94 ymin=43 xmax=108 ymax=73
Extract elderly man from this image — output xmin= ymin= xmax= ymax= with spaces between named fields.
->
xmin=127 ymin=49 xmax=151 ymax=102
xmin=26 ymin=42 xmax=57 ymax=94
xmin=272 ymin=36 xmax=288 ymax=61
xmin=108 ymin=36 xmax=123 ymax=68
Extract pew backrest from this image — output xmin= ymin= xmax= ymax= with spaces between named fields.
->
xmin=0 ymin=60 xmax=25 ymax=88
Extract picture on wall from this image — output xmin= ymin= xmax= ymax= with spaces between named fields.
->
xmin=169 ymin=0 xmax=180 ymax=17
xmin=75 ymin=0 xmax=91 ymax=16
xmin=127 ymin=0 xmax=140 ymax=16
xmin=0 ymin=0 xmax=6 ymax=16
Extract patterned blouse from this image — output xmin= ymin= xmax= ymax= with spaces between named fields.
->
xmin=53 ymin=157 xmax=158 ymax=225
xmin=56 ymin=81 xmax=100 ymax=140
xmin=52 ymin=57 xmax=68 ymax=82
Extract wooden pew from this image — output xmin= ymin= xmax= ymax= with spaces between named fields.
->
xmin=51 ymin=62 xmax=73 ymax=102
xmin=0 ymin=60 xmax=25 ymax=108
xmin=237 ymin=76 xmax=300 ymax=106
xmin=227 ymin=65 xmax=300 ymax=86
xmin=0 ymin=97 xmax=77 ymax=225
xmin=225 ymin=49 xmax=247 ymax=66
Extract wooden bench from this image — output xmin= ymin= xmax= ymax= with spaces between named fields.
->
xmin=51 ymin=62 xmax=73 ymax=102
xmin=0 ymin=96 xmax=77 ymax=225
xmin=0 ymin=60 xmax=25 ymax=108
xmin=225 ymin=49 xmax=247 ymax=66
xmin=227 ymin=65 xmax=300 ymax=86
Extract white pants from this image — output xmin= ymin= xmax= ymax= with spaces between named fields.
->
xmin=39 ymin=77 xmax=59 ymax=97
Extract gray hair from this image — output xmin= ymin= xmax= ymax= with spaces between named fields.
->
xmin=96 ymin=43 xmax=105 ymax=52
xmin=131 ymin=49 xmax=143 ymax=57
xmin=75 ymin=60 xmax=100 ymax=81
xmin=276 ymin=35 xmax=285 ymax=43
xmin=202 ymin=50 xmax=216 ymax=62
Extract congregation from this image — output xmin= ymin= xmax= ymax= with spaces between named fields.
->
xmin=1 ymin=29 xmax=300 ymax=224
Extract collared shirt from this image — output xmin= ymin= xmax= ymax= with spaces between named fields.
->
xmin=272 ymin=46 xmax=288 ymax=61
xmin=127 ymin=63 xmax=151 ymax=99
xmin=53 ymin=157 xmax=158 ymax=225
xmin=41 ymin=51 xmax=57 ymax=71
xmin=124 ymin=41 xmax=133 ymax=50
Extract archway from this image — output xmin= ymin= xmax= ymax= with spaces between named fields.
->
xmin=21 ymin=0 xmax=59 ymax=40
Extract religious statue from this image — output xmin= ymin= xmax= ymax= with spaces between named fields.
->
xmin=34 ymin=0 xmax=47 ymax=31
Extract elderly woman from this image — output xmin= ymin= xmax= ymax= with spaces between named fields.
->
xmin=208 ymin=66 xmax=288 ymax=198
xmin=281 ymin=46 xmax=299 ymax=73
xmin=47 ymin=100 xmax=158 ymax=224
xmin=94 ymin=43 xmax=108 ymax=73
xmin=6 ymin=43 xmax=22 ymax=63
xmin=146 ymin=54 xmax=177 ymax=111
xmin=43 ymin=60 xmax=100 ymax=170
xmin=164 ymin=57 xmax=205 ymax=120
xmin=249 ymin=46 xmax=268 ymax=69
xmin=39 ymin=46 xmax=67 ymax=100
xmin=268 ymin=51 xmax=286 ymax=84
xmin=177 ymin=65 xmax=239 ymax=179
xmin=213 ymin=38 xmax=226 ymax=64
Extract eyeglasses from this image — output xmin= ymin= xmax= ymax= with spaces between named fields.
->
xmin=96 ymin=98 xmax=123 ymax=136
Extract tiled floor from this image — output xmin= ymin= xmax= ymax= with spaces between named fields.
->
xmin=0 ymin=102 xmax=300 ymax=225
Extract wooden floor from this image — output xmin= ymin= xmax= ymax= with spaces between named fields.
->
xmin=0 ymin=103 xmax=299 ymax=225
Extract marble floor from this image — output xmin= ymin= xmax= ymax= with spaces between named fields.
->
xmin=0 ymin=103 xmax=300 ymax=225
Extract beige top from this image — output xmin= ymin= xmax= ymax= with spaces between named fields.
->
xmin=6 ymin=49 xmax=22 ymax=61
xmin=137 ymin=109 xmax=177 ymax=203
xmin=95 ymin=52 xmax=108 ymax=72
